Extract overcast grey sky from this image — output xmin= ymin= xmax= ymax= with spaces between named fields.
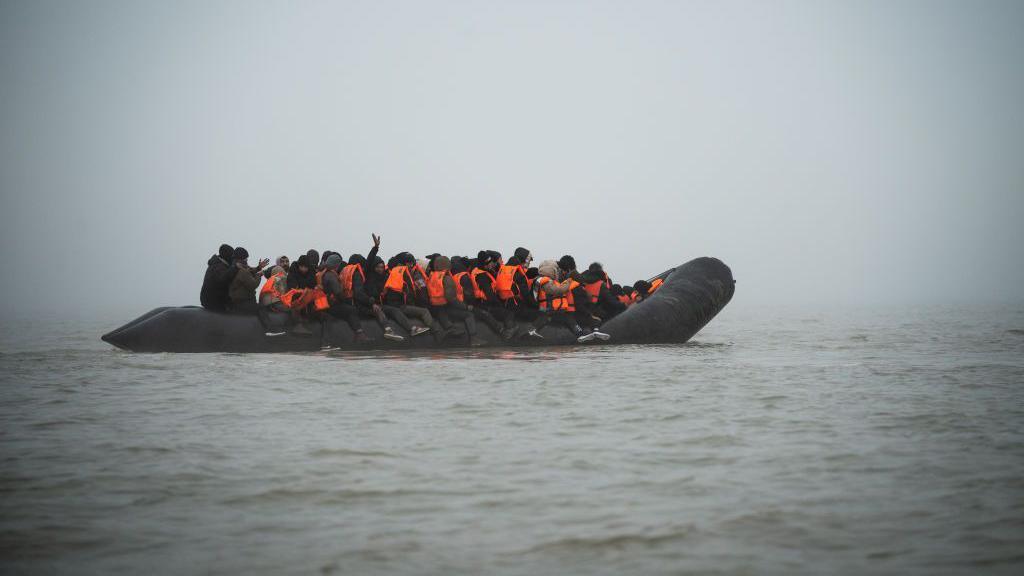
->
xmin=2 ymin=0 xmax=1022 ymax=319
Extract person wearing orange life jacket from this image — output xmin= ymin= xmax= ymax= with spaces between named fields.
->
xmin=493 ymin=247 xmax=544 ymax=340
xmin=580 ymin=262 xmax=626 ymax=321
xmin=319 ymin=253 xmax=372 ymax=348
xmin=382 ymin=251 xmax=437 ymax=338
xmin=427 ymin=256 xmax=485 ymax=346
xmin=471 ymin=250 xmax=517 ymax=340
xmin=257 ymin=265 xmax=290 ymax=336
xmin=452 ymin=255 xmax=505 ymax=336
xmin=648 ymin=277 xmax=664 ymax=294
xmin=556 ymin=255 xmax=610 ymax=343
xmin=532 ymin=259 xmax=588 ymax=338
xmin=611 ymin=284 xmax=632 ymax=308
xmin=632 ymin=280 xmax=653 ymax=302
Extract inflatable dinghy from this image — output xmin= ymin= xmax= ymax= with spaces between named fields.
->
xmin=101 ymin=257 xmax=734 ymax=353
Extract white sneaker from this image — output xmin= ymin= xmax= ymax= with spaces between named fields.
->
xmin=265 ymin=331 xmax=286 ymax=337
xmin=383 ymin=328 xmax=405 ymax=342
xmin=320 ymin=345 xmax=340 ymax=352
xmin=577 ymin=332 xmax=598 ymax=343
xmin=526 ymin=329 xmax=544 ymax=339
xmin=592 ymin=330 xmax=611 ymax=341
xmin=410 ymin=326 xmax=431 ymax=337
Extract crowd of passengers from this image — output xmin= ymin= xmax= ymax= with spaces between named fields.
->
xmin=200 ymin=234 xmax=664 ymax=348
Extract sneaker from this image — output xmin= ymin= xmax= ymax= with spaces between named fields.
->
xmin=410 ymin=326 xmax=431 ymax=337
xmin=382 ymin=328 xmax=404 ymax=342
xmin=320 ymin=345 xmax=341 ymax=352
xmin=576 ymin=332 xmax=598 ymax=343
xmin=526 ymin=329 xmax=544 ymax=340
xmin=592 ymin=330 xmax=611 ymax=341
xmin=291 ymin=323 xmax=313 ymax=336
xmin=265 ymin=331 xmax=287 ymax=337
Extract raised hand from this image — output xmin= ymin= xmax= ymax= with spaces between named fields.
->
xmin=372 ymin=233 xmax=381 ymax=248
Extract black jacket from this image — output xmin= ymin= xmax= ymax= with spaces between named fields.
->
xmin=200 ymin=255 xmax=239 ymax=311
xmin=362 ymin=245 xmax=387 ymax=303
xmin=286 ymin=262 xmax=317 ymax=290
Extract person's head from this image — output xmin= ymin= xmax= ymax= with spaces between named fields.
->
xmin=372 ymin=256 xmax=386 ymax=275
xmin=403 ymin=253 xmax=418 ymax=267
xmin=348 ymin=253 xmax=366 ymax=267
xmin=511 ymin=247 xmax=533 ymax=267
xmin=487 ymin=250 xmax=502 ymax=266
xmin=451 ymin=256 xmax=469 ymax=274
xmin=537 ymin=260 xmax=558 ymax=279
xmin=588 ymin=262 xmax=604 ymax=275
xmin=218 ymin=244 xmax=234 ymax=261
xmin=276 ymin=255 xmax=290 ymax=269
xmin=232 ymin=246 xmax=249 ymax=266
xmin=623 ymin=286 xmax=635 ymax=296
xmin=325 ymin=253 xmax=344 ymax=272
xmin=306 ymin=249 xmax=320 ymax=269
xmin=633 ymin=280 xmax=651 ymax=297
xmin=526 ymin=267 xmax=539 ymax=280
xmin=320 ymin=251 xmax=335 ymax=265
xmin=296 ymin=255 xmax=311 ymax=274
xmin=610 ymin=283 xmax=623 ymax=296
xmin=433 ymin=255 xmax=451 ymax=272
xmin=557 ymin=255 xmax=576 ymax=273
xmin=267 ymin=265 xmax=284 ymax=278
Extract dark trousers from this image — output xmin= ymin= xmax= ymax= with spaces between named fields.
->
xmin=327 ymin=301 xmax=362 ymax=332
xmin=471 ymin=306 xmax=504 ymax=334
xmin=435 ymin=305 xmax=477 ymax=336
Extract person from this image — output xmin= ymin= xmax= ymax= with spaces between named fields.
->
xmin=281 ymin=255 xmax=320 ymax=335
xmin=580 ymin=262 xmax=626 ymax=320
xmin=557 ymin=255 xmax=610 ymax=342
xmin=381 ymin=251 xmax=436 ymax=337
xmin=275 ymin=255 xmax=290 ymax=270
xmin=258 ymin=265 xmax=289 ymax=336
xmin=623 ymin=285 xmax=637 ymax=305
xmin=471 ymin=251 xmax=517 ymax=340
xmin=319 ymin=253 xmax=372 ymax=347
xmin=200 ymin=244 xmax=239 ymax=311
xmin=612 ymin=284 xmax=632 ymax=307
xmin=632 ymin=280 xmax=652 ymax=302
xmin=648 ymin=277 xmax=664 ymax=295
xmin=533 ymin=259 xmax=587 ymax=338
xmin=452 ymin=255 xmax=505 ymax=336
xmin=343 ymin=234 xmax=404 ymax=341
xmin=427 ymin=256 xmax=485 ymax=346
xmin=226 ymin=247 xmax=268 ymax=314
xmin=493 ymin=247 xmax=542 ymax=337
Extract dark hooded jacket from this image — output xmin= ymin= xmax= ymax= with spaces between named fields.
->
xmin=287 ymin=256 xmax=317 ymax=290
xmin=361 ymin=244 xmax=388 ymax=303
xmin=581 ymin=269 xmax=625 ymax=317
xmin=200 ymin=245 xmax=239 ymax=311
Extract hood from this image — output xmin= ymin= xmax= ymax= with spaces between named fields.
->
xmin=581 ymin=269 xmax=604 ymax=284
xmin=218 ymin=244 xmax=234 ymax=261
xmin=348 ymin=253 xmax=366 ymax=267
xmin=433 ymin=256 xmax=451 ymax=271
xmin=325 ymin=254 xmax=344 ymax=271
xmin=537 ymin=260 xmax=558 ymax=279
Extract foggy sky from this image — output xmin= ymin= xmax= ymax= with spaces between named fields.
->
xmin=2 ymin=0 xmax=1022 ymax=319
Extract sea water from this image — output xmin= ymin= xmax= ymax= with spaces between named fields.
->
xmin=1 ymin=304 xmax=1022 ymax=574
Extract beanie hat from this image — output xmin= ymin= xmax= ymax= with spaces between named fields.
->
xmin=325 ymin=254 xmax=343 ymax=271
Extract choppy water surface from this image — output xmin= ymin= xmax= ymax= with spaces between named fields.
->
xmin=1 ymin=304 xmax=1023 ymax=575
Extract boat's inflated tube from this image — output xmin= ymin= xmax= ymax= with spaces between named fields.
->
xmin=101 ymin=257 xmax=734 ymax=353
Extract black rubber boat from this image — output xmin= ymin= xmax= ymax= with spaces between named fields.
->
xmin=101 ymin=257 xmax=734 ymax=353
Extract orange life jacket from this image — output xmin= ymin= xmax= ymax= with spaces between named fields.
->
xmin=649 ymin=278 xmax=664 ymax=294
xmin=538 ymin=277 xmax=578 ymax=312
xmin=452 ymin=272 xmax=469 ymax=303
xmin=470 ymin=268 xmax=495 ymax=301
xmin=583 ymin=280 xmax=603 ymax=304
xmin=339 ymin=264 xmax=364 ymax=300
xmin=494 ymin=264 xmax=524 ymax=301
xmin=617 ymin=294 xmax=632 ymax=307
xmin=383 ymin=265 xmax=413 ymax=303
xmin=260 ymin=272 xmax=285 ymax=300
xmin=427 ymin=270 xmax=451 ymax=306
